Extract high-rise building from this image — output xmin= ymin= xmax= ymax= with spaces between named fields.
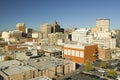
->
xmin=40 ymin=23 xmax=51 ymax=38
xmin=16 ymin=23 xmax=26 ymax=33
xmin=52 ymin=21 xmax=60 ymax=33
xmin=96 ymin=18 xmax=110 ymax=32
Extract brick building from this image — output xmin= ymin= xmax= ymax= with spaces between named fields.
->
xmin=64 ymin=43 xmax=98 ymax=64
xmin=4 ymin=44 xmax=28 ymax=52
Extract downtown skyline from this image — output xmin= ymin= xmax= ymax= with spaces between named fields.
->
xmin=0 ymin=0 xmax=120 ymax=31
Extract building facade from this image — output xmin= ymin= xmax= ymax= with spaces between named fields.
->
xmin=48 ymin=32 xmax=65 ymax=45
xmin=40 ymin=24 xmax=51 ymax=39
xmin=72 ymin=28 xmax=91 ymax=43
xmin=64 ymin=43 xmax=98 ymax=64
xmin=98 ymin=48 xmax=111 ymax=60
xmin=16 ymin=23 xmax=26 ymax=33
xmin=96 ymin=18 xmax=110 ymax=32
xmin=52 ymin=21 xmax=60 ymax=33
xmin=0 ymin=60 xmax=37 ymax=80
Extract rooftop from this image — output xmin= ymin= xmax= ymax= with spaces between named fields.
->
xmin=22 ymin=56 xmax=72 ymax=70
xmin=64 ymin=42 xmax=96 ymax=49
xmin=0 ymin=60 xmax=36 ymax=75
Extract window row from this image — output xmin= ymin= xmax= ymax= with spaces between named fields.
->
xmin=64 ymin=49 xmax=84 ymax=58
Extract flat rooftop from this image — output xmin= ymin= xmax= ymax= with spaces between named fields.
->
xmin=64 ymin=42 xmax=96 ymax=49
xmin=23 ymin=56 xmax=72 ymax=70
xmin=0 ymin=60 xmax=36 ymax=75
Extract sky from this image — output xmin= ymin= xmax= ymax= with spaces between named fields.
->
xmin=0 ymin=0 xmax=120 ymax=31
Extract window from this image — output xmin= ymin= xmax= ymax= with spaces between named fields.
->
xmin=80 ymin=51 xmax=84 ymax=58
xmin=76 ymin=51 xmax=79 ymax=57
xmin=64 ymin=49 xmax=67 ymax=55
xmin=68 ymin=50 xmax=71 ymax=55
xmin=72 ymin=50 xmax=75 ymax=56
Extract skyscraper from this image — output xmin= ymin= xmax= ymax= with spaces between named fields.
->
xmin=52 ymin=21 xmax=60 ymax=33
xmin=16 ymin=23 xmax=26 ymax=33
xmin=40 ymin=23 xmax=51 ymax=38
xmin=96 ymin=18 xmax=110 ymax=32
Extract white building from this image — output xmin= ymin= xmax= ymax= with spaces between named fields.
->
xmin=72 ymin=28 xmax=91 ymax=43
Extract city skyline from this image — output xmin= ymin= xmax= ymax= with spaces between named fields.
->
xmin=0 ymin=0 xmax=120 ymax=31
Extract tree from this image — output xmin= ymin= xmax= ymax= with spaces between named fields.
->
xmin=38 ymin=49 xmax=45 ymax=56
xmin=100 ymin=61 xmax=107 ymax=68
xmin=107 ymin=69 xmax=117 ymax=77
xmin=4 ymin=56 xmax=11 ymax=61
xmin=84 ymin=60 xmax=94 ymax=71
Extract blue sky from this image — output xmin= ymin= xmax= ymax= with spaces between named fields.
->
xmin=0 ymin=0 xmax=120 ymax=31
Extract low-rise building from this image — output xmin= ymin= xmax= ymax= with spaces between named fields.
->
xmin=12 ymin=49 xmax=38 ymax=60
xmin=64 ymin=42 xmax=98 ymax=64
xmin=0 ymin=60 xmax=37 ymax=80
xmin=22 ymin=56 xmax=75 ymax=78
xmin=98 ymin=48 xmax=111 ymax=60
xmin=4 ymin=44 xmax=28 ymax=52
xmin=43 ymin=46 xmax=62 ymax=58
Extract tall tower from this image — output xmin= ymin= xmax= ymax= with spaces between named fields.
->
xmin=96 ymin=18 xmax=110 ymax=32
xmin=16 ymin=23 xmax=26 ymax=33
xmin=52 ymin=20 xmax=60 ymax=33
xmin=40 ymin=23 xmax=51 ymax=38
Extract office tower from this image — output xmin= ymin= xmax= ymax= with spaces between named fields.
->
xmin=26 ymin=28 xmax=32 ymax=34
xmin=96 ymin=18 xmax=110 ymax=32
xmin=40 ymin=23 xmax=51 ymax=38
xmin=16 ymin=23 xmax=26 ymax=33
xmin=52 ymin=21 xmax=60 ymax=33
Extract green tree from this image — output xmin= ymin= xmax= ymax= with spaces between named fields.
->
xmin=38 ymin=49 xmax=45 ymax=56
xmin=107 ymin=69 xmax=117 ymax=77
xmin=100 ymin=61 xmax=107 ymax=68
xmin=84 ymin=60 xmax=94 ymax=71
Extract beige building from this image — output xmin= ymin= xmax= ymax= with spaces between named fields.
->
xmin=1 ymin=32 xmax=9 ymax=42
xmin=0 ymin=60 xmax=37 ymax=80
xmin=114 ymin=30 xmax=120 ymax=47
xmin=98 ymin=48 xmax=111 ymax=60
xmin=91 ymin=18 xmax=116 ymax=49
xmin=22 ymin=56 xmax=75 ymax=78
xmin=42 ymin=46 xmax=62 ymax=58
xmin=40 ymin=24 xmax=51 ymax=39
xmin=48 ymin=32 xmax=65 ymax=45
xmin=92 ymin=38 xmax=116 ymax=49
xmin=92 ymin=18 xmax=110 ymax=32
xmin=16 ymin=23 xmax=26 ymax=33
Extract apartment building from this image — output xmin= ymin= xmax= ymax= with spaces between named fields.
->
xmin=64 ymin=42 xmax=98 ymax=64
